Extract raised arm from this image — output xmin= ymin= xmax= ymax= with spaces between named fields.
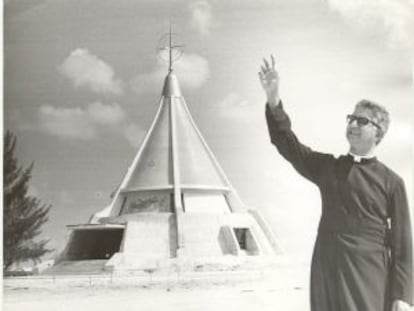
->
xmin=259 ymin=56 xmax=333 ymax=185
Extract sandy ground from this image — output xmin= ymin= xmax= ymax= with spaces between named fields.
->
xmin=3 ymin=262 xmax=310 ymax=311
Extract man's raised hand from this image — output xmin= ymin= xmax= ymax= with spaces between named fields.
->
xmin=258 ymin=55 xmax=280 ymax=108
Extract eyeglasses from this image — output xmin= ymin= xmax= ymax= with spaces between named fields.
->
xmin=346 ymin=115 xmax=381 ymax=130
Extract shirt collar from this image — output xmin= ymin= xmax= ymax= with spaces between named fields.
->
xmin=348 ymin=152 xmax=376 ymax=163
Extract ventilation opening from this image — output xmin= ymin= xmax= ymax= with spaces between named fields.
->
xmin=66 ymin=228 xmax=124 ymax=260
xmin=233 ymin=228 xmax=259 ymax=255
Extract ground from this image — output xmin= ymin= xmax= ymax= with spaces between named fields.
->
xmin=3 ymin=261 xmax=310 ymax=311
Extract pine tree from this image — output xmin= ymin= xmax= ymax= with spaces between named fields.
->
xmin=3 ymin=130 xmax=52 ymax=270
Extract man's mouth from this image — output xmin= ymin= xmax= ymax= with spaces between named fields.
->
xmin=348 ymin=131 xmax=360 ymax=137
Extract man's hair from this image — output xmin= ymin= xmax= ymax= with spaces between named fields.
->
xmin=356 ymin=99 xmax=390 ymax=144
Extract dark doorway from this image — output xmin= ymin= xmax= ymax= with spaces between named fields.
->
xmin=233 ymin=228 xmax=259 ymax=255
xmin=233 ymin=228 xmax=248 ymax=250
xmin=66 ymin=228 xmax=124 ymax=260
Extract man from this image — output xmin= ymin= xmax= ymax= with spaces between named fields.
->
xmin=259 ymin=55 xmax=413 ymax=311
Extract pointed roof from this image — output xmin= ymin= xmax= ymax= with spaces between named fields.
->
xmin=100 ymin=70 xmax=245 ymax=218
xmin=123 ymin=72 xmax=229 ymax=192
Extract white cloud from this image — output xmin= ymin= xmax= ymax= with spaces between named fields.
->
xmin=38 ymin=101 xmax=126 ymax=139
xmin=328 ymin=0 xmax=414 ymax=50
xmin=123 ymin=123 xmax=145 ymax=148
xmin=174 ymin=53 xmax=210 ymax=88
xmin=188 ymin=1 xmax=213 ymax=35
xmin=131 ymin=53 xmax=210 ymax=93
xmin=130 ymin=66 xmax=163 ymax=95
xmin=217 ymin=92 xmax=251 ymax=122
xmin=59 ymin=49 xmax=123 ymax=95
xmin=86 ymin=102 xmax=126 ymax=125
xmin=39 ymin=100 xmax=145 ymax=147
xmin=39 ymin=105 xmax=96 ymax=139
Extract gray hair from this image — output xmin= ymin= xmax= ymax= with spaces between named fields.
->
xmin=355 ymin=99 xmax=390 ymax=144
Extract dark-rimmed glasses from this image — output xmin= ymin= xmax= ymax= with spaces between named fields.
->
xmin=346 ymin=115 xmax=381 ymax=130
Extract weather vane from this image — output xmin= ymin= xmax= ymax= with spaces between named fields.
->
xmin=157 ymin=24 xmax=184 ymax=72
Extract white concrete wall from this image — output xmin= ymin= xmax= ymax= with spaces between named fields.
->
xmin=179 ymin=214 xmax=225 ymax=257
xmin=178 ymin=213 xmax=276 ymax=258
xmin=121 ymin=214 xmax=176 ymax=258
xmin=107 ymin=212 xmax=277 ymax=270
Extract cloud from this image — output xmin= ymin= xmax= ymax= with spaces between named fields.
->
xmin=123 ymin=123 xmax=145 ymax=148
xmin=39 ymin=105 xmax=96 ymax=139
xmin=217 ymin=92 xmax=251 ymax=122
xmin=38 ymin=101 xmax=126 ymax=139
xmin=174 ymin=53 xmax=210 ymax=88
xmin=59 ymin=49 xmax=123 ymax=95
xmin=130 ymin=66 xmax=163 ymax=95
xmin=131 ymin=53 xmax=210 ymax=93
xmin=327 ymin=0 xmax=414 ymax=50
xmin=188 ymin=1 xmax=213 ymax=35
xmin=38 ymin=100 xmax=144 ymax=147
xmin=86 ymin=102 xmax=126 ymax=125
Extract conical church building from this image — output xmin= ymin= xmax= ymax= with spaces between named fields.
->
xmin=53 ymin=53 xmax=279 ymax=272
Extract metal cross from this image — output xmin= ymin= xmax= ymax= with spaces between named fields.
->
xmin=157 ymin=24 xmax=184 ymax=72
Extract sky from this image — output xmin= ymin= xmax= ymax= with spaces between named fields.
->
xmin=4 ymin=0 xmax=414 ymax=259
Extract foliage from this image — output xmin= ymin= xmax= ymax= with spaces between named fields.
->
xmin=3 ymin=130 xmax=52 ymax=270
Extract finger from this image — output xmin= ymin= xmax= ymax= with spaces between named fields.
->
xmin=271 ymin=54 xmax=275 ymax=69
xmin=263 ymin=58 xmax=270 ymax=70
xmin=260 ymin=65 xmax=267 ymax=74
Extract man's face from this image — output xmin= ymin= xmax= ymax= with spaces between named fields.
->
xmin=346 ymin=106 xmax=380 ymax=154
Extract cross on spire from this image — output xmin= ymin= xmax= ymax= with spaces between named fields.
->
xmin=157 ymin=24 xmax=184 ymax=72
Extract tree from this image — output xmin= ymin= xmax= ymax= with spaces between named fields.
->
xmin=3 ymin=130 xmax=52 ymax=270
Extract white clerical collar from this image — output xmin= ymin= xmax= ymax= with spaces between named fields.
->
xmin=348 ymin=152 xmax=375 ymax=163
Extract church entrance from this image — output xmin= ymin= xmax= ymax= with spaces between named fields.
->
xmin=65 ymin=228 xmax=124 ymax=260
xmin=233 ymin=228 xmax=259 ymax=255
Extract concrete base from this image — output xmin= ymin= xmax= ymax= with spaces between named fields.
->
xmin=105 ymin=252 xmax=277 ymax=272
xmin=54 ymin=210 xmax=279 ymax=274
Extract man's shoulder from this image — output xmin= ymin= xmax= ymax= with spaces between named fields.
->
xmin=374 ymin=159 xmax=405 ymax=187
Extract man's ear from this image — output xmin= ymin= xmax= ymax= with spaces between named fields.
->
xmin=375 ymin=128 xmax=383 ymax=145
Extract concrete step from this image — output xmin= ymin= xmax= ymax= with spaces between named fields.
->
xmin=43 ymin=260 xmax=109 ymax=275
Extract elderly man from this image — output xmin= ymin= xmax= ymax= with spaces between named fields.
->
xmin=259 ymin=56 xmax=413 ymax=311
